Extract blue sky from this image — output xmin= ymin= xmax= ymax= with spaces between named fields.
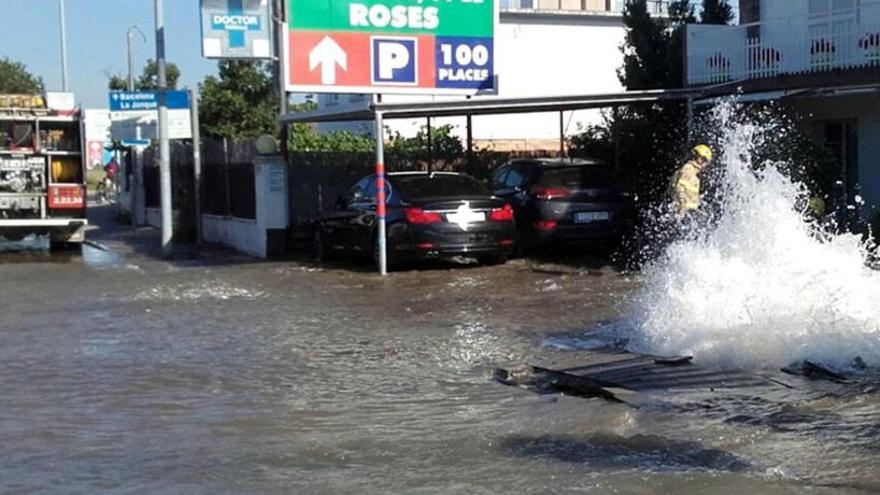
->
xmin=1 ymin=0 xmax=219 ymax=108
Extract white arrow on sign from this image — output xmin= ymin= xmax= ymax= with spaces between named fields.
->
xmin=309 ymin=36 xmax=347 ymax=85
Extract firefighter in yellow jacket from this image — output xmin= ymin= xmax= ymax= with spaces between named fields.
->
xmin=670 ymin=144 xmax=713 ymax=219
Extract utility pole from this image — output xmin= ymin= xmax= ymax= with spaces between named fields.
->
xmin=58 ymin=0 xmax=69 ymax=91
xmin=126 ymin=25 xmax=146 ymax=91
xmin=274 ymin=0 xmax=289 ymax=152
xmin=154 ymin=0 xmax=173 ymax=257
xmin=190 ymin=87 xmax=202 ymax=245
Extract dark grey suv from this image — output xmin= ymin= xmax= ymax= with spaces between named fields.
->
xmin=489 ymin=158 xmax=635 ymax=251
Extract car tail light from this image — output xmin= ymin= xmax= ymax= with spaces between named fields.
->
xmin=489 ymin=204 xmax=514 ymax=222
xmin=531 ymin=187 xmax=572 ymax=200
xmin=417 ymin=242 xmax=434 ymax=249
xmin=533 ymin=220 xmax=558 ymax=231
xmin=500 ymin=239 xmax=515 ymax=246
xmin=404 ymin=207 xmax=442 ymax=225
xmin=48 ymin=185 xmax=85 ymax=209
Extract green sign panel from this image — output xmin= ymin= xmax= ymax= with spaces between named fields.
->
xmin=289 ymin=0 xmax=495 ymax=37
xmin=286 ymin=0 xmax=497 ymax=95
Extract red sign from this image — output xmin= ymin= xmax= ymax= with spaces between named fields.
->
xmin=48 ymin=185 xmax=85 ymax=210
xmin=288 ymin=32 xmax=437 ymax=94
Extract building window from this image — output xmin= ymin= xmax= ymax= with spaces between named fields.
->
xmin=809 ymin=0 xmax=857 ymax=16
xmin=501 ymin=0 xmax=534 ymax=8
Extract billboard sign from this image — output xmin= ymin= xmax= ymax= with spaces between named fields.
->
xmin=108 ymin=91 xmax=193 ymax=141
xmin=201 ymin=0 xmax=273 ymax=59
xmin=285 ymin=0 xmax=497 ymax=95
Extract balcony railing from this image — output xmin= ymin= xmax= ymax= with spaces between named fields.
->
xmin=501 ymin=0 xmax=668 ymax=16
xmin=687 ymin=2 xmax=880 ymax=85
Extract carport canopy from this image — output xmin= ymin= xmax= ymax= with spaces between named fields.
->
xmin=280 ymin=88 xmax=710 ymax=123
xmin=280 ymin=82 xmax=880 ymax=123
xmin=279 ymin=87 xmax=716 ymax=276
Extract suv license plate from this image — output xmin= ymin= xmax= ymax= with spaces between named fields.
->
xmin=574 ymin=211 xmax=611 ymax=223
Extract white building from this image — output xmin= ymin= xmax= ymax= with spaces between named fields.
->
xmin=315 ymin=1 xmax=670 ymax=152
xmin=687 ymin=0 xmax=880 ymax=210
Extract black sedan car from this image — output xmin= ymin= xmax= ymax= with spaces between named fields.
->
xmin=313 ymin=171 xmax=517 ymax=269
xmin=489 ymin=158 xmax=635 ymax=251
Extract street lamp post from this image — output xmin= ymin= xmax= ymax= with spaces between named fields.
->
xmin=58 ymin=0 xmax=69 ymax=91
xmin=126 ymin=25 xmax=146 ymax=91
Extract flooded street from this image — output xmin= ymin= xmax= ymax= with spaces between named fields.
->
xmin=1 ymin=210 xmax=879 ymax=494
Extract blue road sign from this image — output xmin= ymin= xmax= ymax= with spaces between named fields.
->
xmin=371 ymin=37 xmax=418 ymax=86
xmin=108 ymin=91 xmax=190 ymax=112
xmin=122 ymin=139 xmax=152 ymax=147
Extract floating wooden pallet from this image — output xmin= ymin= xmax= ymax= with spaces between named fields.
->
xmin=495 ymin=349 xmax=801 ymax=407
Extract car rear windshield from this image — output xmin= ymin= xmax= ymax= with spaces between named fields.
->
xmin=539 ymin=167 xmax=618 ymax=189
xmin=393 ymin=174 xmax=488 ymax=199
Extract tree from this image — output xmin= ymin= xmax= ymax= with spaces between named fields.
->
xmin=0 ymin=57 xmax=44 ymax=93
xmin=387 ymin=125 xmax=463 ymax=161
xmin=137 ymin=59 xmax=181 ymax=90
xmin=108 ymin=74 xmax=128 ymax=91
xmin=700 ymin=0 xmax=735 ymax=25
xmin=107 ymin=59 xmax=181 ymax=91
xmin=617 ymin=0 xmax=670 ymax=90
xmin=597 ymin=0 xmax=697 ymax=207
xmin=199 ymin=60 xmax=278 ymax=139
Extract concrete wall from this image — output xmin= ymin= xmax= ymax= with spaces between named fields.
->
xmin=202 ymin=215 xmax=263 ymax=257
xmin=316 ymin=11 xmax=626 ymax=146
xmin=145 ymin=207 xmax=182 ymax=231
xmin=201 ymin=156 xmax=289 ymax=259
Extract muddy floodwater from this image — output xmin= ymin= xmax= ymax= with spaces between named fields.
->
xmin=2 ymin=238 xmax=879 ymax=494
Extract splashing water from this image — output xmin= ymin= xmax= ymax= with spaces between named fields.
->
xmin=626 ymin=100 xmax=880 ymax=369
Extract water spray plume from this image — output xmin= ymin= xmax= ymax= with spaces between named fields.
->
xmin=627 ymin=99 xmax=880 ymax=369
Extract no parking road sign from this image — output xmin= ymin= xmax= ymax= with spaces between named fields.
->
xmin=285 ymin=0 xmax=497 ymax=95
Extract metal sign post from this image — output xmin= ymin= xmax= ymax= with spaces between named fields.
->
xmin=190 ymin=88 xmax=203 ymax=245
xmin=155 ymin=0 xmax=173 ymax=258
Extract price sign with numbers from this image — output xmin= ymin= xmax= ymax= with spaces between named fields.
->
xmin=285 ymin=0 xmax=497 ymax=95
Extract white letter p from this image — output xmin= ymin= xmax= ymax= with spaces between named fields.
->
xmin=378 ymin=42 xmax=410 ymax=80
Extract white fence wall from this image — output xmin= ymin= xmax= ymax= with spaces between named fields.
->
xmin=688 ymin=2 xmax=880 ymax=85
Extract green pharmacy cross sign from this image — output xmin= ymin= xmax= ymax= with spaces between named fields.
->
xmin=285 ymin=0 xmax=497 ymax=95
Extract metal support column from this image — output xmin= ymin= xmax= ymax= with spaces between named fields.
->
xmin=613 ymin=106 xmax=621 ymax=175
xmin=559 ymin=111 xmax=565 ymax=157
xmin=686 ymin=97 xmax=694 ymax=148
xmin=155 ymin=0 xmax=173 ymax=257
xmin=426 ymin=116 xmax=433 ymax=173
xmin=466 ymin=113 xmax=473 ymax=169
xmin=375 ymin=110 xmax=387 ymax=276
